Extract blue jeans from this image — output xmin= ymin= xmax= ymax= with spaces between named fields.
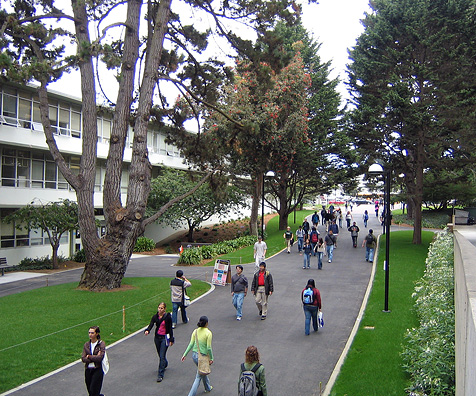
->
xmin=297 ymin=237 xmax=304 ymax=252
xmin=187 ymin=352 xmax=212 ymax=396
xmin=310 ymin=242 xmax=317 ymax=256
xmin=366 ymin=247 xmax=375 ymax=262
xmin=232 ymin=292 xmax=245 ymax=317
xmin=303 ymin=253 xmax=310 ymax=268
xmin=317 ymin=252 xmax=323 ymax=269
xmin=172 ymin=302 xmax=188 ymax=325
xmin=326 ymin=244 xmax=334 ymax=261
xmin=303 ymin=305 xmax=318 ymax=335
xmin=154 ymin=336 xmax=169 ymax=378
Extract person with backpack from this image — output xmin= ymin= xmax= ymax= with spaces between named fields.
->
xmin=320 ymin=207 xmax=326 ymax=225
xmin=238 ymin=346 xmax=267 ymax=396
xmin=363 ymin=210 xmax=369 ymax=228
xmin=309 ymin=226 xmax=319 ymax=256
xmin=347 ymin=221 xmax=360 ymax=248
xmin=311 ymin=211 xmax=319 ymax=228
xmin=301 ymin=279 xmax=322 ymax=335
xmin=170 ymin=270 xmax=191 ymax=328
xmin=362 ymin=229 xmax=377 ymax=263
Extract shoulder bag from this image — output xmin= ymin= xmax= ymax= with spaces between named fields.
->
xmin=194 ymin=330 xmax=211 ymax=376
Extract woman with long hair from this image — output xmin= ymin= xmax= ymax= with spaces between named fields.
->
xmin=181 ymin=316 xmax=214 ymax=395
xmin=301 ymin=279 xmax=322 ymax=335
xmin=238 ymin=346 xmax=267 ymax=396
xmin=81 ymin=326 xmax=106 ymax=396
xmin=144 ymin=302 xmax=174 ymax=382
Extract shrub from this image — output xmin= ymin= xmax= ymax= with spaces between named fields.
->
xmin=177 ymin=235 xmax=256 ymax=265
xmin=73 ymin=249 xmax=86 ymax=263
xmin=134 ymin=236 xmax=155 ymax=252
xmin=401 ymin=230 xmax=455 ymax=396
xmin=16 ymin=255 xmax=68 ymax=270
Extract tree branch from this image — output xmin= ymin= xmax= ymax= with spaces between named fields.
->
xmin=143 ymin=171 xmax=214 ymax=227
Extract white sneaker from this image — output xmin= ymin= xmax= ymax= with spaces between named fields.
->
xmin=328 ymin=259 xmax=331 ymax=263
xmin=237 ymin=316 xmax=241 ymax=321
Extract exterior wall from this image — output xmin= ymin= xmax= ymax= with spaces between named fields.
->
xmin=454 ymin=230 xmax=476 ymax=396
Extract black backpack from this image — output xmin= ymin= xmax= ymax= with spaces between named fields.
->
xmin=366 ymin=234 xmax=374 ymax=245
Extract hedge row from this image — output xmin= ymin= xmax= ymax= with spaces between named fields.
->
xmin=177 ymin=235 xmax=256 ymax=265
xmin=401 ymin=230 xmax=455 ymax=396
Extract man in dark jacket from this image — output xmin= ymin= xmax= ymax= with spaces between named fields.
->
xmin=251 ymin=262 xmax=274 ymax=320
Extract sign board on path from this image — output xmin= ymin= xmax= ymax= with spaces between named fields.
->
xmin=211 ymin=259 xmax=231 ymax=286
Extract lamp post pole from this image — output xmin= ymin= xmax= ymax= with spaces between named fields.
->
xmin=383 ymin=169 xmax=391 ymax=313
xmin=261 ymin=173 xmax=265 ymax=239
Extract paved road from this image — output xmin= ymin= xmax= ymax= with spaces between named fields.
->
xmin=1 ymin=205 xmax=382 ymax=396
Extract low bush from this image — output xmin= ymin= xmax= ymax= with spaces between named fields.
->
xmin=401 ymin=230 xmax=455 ymax=395
xmin=72 ymin=248 xmax=86 ymax=263
xmin=393 ymin=211 xmax=450 ymax=229
xmin=16 ymin=255 xmax=68 ymax=270
xmin=134 ymin=236 xmax=155 ymax=252
xmin=177 ymin=235 xmax=256 ymax=265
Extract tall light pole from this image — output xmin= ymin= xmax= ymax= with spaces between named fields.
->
xmin=261 ymin=171 xmax=275 ymax=239
xmin=369 ymin=163 xmax=391 ymax=313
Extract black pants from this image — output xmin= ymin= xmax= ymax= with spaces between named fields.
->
xmin=85 ymin=367 xmax=104 ymax=396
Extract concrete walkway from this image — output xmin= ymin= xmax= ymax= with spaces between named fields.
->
xmin=2 ymin=205 xmax=381 ymax=396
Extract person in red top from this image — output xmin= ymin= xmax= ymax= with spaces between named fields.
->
xmin=301 ymin=279 xmax=322 ymax=335
xmin=251 ymin=262 xmax=274 ymax=320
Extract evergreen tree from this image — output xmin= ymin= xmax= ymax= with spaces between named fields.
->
xmin=347 ymin=0 xmax=476 ymax=243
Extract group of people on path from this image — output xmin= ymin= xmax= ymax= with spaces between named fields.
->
xmin=80 ymin=205 xmax=378 ymax=396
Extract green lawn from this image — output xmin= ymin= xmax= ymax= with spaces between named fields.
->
xmin=205 ymin=210 xmax=316 ymax=266
xmin=0 ymin=277 xmax=210 ymax=393
xmin=329 ymin=230 xmax=434 ymax=396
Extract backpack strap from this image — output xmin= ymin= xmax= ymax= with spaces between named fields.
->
xmin=241 ymin=363 xmax=246 ymax=372
xmin=251 ymin=363 xmax=262 ymax=373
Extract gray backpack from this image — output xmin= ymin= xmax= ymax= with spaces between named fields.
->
xmin=239 ymin=363 xmax=261 ymax=396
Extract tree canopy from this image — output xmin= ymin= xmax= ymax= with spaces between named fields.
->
xmin=4 ymin=199 xmax=78 ymax=269
xmin=347 ymin=0 xmax=476 ymax=243
xmin=148 ymin=168 xmax=245 ymax=242
xmin=1 ymin=0 xmax=311 ymax=289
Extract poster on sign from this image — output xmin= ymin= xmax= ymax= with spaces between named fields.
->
xmin=212 ymin=259 xmax=231 ymax=286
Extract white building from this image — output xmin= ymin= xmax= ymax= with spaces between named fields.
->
xmin=0 ymin=82 xmax=190 ymax=265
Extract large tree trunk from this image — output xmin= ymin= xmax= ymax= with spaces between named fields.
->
xmin=249 ymin=173 xmax=262 ymax=236
xmin=277 ymin=181 xmax=290 ymax=230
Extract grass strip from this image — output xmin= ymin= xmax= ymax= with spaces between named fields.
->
xmin=0 ymin=277 xmax=210 ymax=393
xmin=329 ymin=230 xmax=434 ymax=396
xmin=205 ymin=210 xmax=315 ymax=266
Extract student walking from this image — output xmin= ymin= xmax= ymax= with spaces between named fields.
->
xmin=362 ymin=229 xmax=377 ymax=263
xmin=231 ymin=265 xmax=248 ymax=320
xmin=170 ymin=270 xmax=191 ymax=328
xmin=81 ymin=326 xmax=106 ymax=396
xmin=253 ymin=235 xmax=268 ymax=273
xmin=283 ymin=226 xmax=293 ymax=253
xmin=315 ymin=238 xmax=325 ymax=270
xmin=348 ymin=222 xmax=360 ymax=248
xmin=238 ymin=346 xmax=267 ymax=396
xmin=363 ymin=210 xmax=369 ymax=228
xmin=251 ymin=262 xmax=274 ymax=320
xmin=296 ymin=226 xmax=305 ymax=253
xmin=302 ymin=239 xmax=312 ymax=269
xmin=182 ymin=316 xmax=214 ymax=396
xmin=301 ymin=279 xmax=322 ymax=335
xmin=324 ymin=230 xmax=336 ymax=263
xmin=144 ymin=302 xmax=174 ymax=382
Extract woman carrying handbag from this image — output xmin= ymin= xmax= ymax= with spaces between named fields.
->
xmin=182 ymin=316 xmax=214 ymax=395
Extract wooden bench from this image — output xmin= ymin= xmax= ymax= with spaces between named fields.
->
xmin=0 ymin=257 xmax=13 ymax=276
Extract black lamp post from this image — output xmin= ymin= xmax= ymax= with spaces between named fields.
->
xmin=369 ymin=164 xmax=391 ymax=313
xmin=261 ymin=171 xmax=275 ymax=239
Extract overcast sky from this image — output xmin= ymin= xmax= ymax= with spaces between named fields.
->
xmin=302 ymin=0 xmax=371 ymax=100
